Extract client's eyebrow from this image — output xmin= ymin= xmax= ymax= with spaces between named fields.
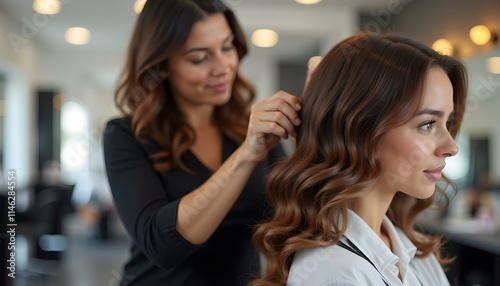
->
xmin=416 ymin=108 xmax=444 ymax=118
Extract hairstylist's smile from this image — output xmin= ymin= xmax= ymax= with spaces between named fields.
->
xmin=208 ymin=82 xmax=230 ymax=92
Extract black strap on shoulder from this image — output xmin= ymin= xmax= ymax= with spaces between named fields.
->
xmin=337 ymin=239 xmax=391 ymax=286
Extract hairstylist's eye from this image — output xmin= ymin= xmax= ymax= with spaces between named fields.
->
xmin=222 ymin=43 xmax=235 ymax=52
xmin=190 ymin=56 xmax=207 ymax=64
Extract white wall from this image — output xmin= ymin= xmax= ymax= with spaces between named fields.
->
xmin=0 ymin=9 xmax=39 ymax=188
xmin=35 ymin=49 xmax=120 ymax=179
xmin=0 ymin=8 xmax=121 ymax=186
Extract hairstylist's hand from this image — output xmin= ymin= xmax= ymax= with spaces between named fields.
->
xmin=241 ymin=91 xmax=301 ymax=162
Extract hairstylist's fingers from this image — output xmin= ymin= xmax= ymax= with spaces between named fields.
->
xmin=253 ymin=91 xmax=301 ymax=129
xmin=248 ymin=115 xmax=289 ymax=140
xmin=251 ymin=110 xmax=297 ymax=139
xmin=266 ymin=90 xmax=302 ymax=112
xmin=256 ymin=97 xmax=301 ymax=124
xmin=242 ymin=91 xmax=301 ymax=162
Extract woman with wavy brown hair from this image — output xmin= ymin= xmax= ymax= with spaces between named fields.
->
xmin=102 ymin=0 xmax=301 ymax=285
xmin=250 ymin=33 xmax=468 ymax=286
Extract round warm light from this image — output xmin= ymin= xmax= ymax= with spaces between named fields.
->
xmin=486 ymin=57 xmax=500 ymax=74
xmin=134 ymin=0 xmax=147 ymax=14
xmin=431 ymin=38 xmax=454 ymax=56
xmin=469 ymin=25 xmax=491 ymax=46
xmin=32 ymin=0 xmax=61 ymax=15
xmin=251 ymin=29 xmax=279 ymax=48
xmin=65 ymin=27 xmax=91 ymax=45
xmin=295 ymin=0 xmax=322 ymax=4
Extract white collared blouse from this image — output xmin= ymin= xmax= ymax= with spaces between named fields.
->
xmin=287 ymin=210 xmax=450 ymax=286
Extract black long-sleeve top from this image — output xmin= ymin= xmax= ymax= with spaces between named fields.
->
xmin=103 ymin=118 xmax=285 ymax=286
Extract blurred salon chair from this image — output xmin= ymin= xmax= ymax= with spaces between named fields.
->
xmin=18 ymin=184 xmax=74 ymax=284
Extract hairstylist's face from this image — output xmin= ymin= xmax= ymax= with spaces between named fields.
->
xmin=377 ymin=67 xmax=458 ymax=199
xmin=167 ymin=13 xmax=238 ymax=109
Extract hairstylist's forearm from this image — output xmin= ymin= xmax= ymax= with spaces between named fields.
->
xmin=176 ymin=147 xmax=258 ymax=245
xmin=176 ymin=90 xmax=300 ymax=244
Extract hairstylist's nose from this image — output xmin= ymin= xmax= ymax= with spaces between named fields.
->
xmin=212 ymin=55 xmax=230 ymax=76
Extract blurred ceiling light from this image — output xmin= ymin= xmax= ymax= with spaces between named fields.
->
xmin=486 ymin=57 xmax=500 ymax=74
xmin=295 ymin=0 xmax=322 ymax=4
xmin=251 ymin=29 xmax=279 ymax=48
xmin=134 ymin=0 xmax=147 ymax=14
xmin=431 ymin=38 xmax=454 ymax=56
xmin=469 ymin=25 xmax=491 ymax=45
xmin=65 ymin=27 xmax=91 ymax=45
xmin=33 ymin=0 xmax=61 ymax=15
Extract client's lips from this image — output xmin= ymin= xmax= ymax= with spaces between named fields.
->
xmin=423 ymin=165 xmax=445 ymax=181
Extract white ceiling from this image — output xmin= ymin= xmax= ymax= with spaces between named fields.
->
xmin=0 ymin=0 xmax=390 ymax=90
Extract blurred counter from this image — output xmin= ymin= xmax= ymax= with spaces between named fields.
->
xmin=416 ymin=215 xmax=500 ymax=286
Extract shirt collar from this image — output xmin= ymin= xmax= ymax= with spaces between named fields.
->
xmin=342 ymin=209 xmax=417 ymax=281
xmin=382 ymin=215 xmax=417 ymax=279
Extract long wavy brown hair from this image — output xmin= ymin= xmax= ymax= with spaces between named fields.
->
xmin=250 ymin=33 xmax=468 ymax=286
xmin=114 ymin=0 xmax=255 ymax=171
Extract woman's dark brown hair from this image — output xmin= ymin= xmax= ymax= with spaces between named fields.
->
xmin=250 ymin=33 xmax=468 ymax=286
xmin=115 ymin=0 xmax=254 ymax=171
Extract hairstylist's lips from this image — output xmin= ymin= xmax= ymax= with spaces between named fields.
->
xmin=423 ymin=165 xmax=445 ymax=182
xmin=207 ymin=82 xmax=229 ymax=93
